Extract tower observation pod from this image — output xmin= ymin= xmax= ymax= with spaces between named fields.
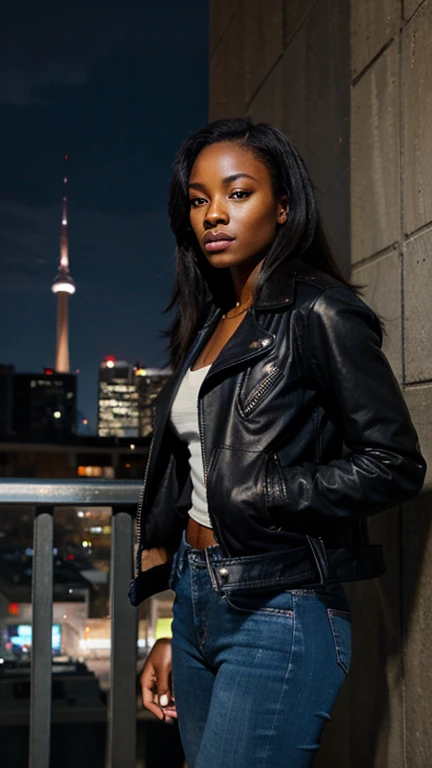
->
xmin=51 ymin=154 xmax=75 ymax=373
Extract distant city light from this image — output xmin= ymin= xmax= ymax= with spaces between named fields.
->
xmin=82 ymin=418 xmax=88 ymax=425
xmin=135 ymin=368 xmax=147 ymax=376
xmin=77 ymin=511 xmax=84 ymax=518
xmin=130 ymin=444 xmax=136 ymax=450
xmin=82 ymin=540 xmax=92 ymax=548
xmin=53 ymin=411 xmax=62 ymax=419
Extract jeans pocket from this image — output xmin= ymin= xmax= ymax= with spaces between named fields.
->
xmin=225 ymin=589 xmax=294 ymax=617
xmin=327 ymin=608 xmax=352 ymax=675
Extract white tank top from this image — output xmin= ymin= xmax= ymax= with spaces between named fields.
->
xmin=169 ymin=364 xmax=212 ymax=528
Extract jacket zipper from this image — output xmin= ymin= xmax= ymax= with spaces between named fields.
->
xmin=242 ymin=365 xmax=283 ymax=415
xmin=135 ymin=431 xmax=156 ymax=574
xmin=198 ymin=386 xmax=229 ymax=555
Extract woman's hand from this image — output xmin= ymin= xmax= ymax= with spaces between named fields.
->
xmin=140 ymin=637 xmax=177 ymax=721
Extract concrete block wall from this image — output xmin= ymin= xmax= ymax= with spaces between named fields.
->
xmin=209 ymin=0 xmax=351 ymax=275
xmin=349 ymin=2 xmax=432 ymax=767
xmin=209 ymin=1 xmax=432 ymax=765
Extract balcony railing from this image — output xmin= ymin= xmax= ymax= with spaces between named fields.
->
xmin=0 ymin=479 xmax=141 ymax=768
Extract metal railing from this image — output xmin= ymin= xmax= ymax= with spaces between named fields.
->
xmin=0 ymin=479 xmax=141 ymax=768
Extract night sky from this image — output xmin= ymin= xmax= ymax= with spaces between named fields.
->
xmin=0 ymin=1 xmax=209 ymax=431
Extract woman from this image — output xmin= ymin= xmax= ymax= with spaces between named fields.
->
xmin=129 ymin=118 xmax=426 ymax=767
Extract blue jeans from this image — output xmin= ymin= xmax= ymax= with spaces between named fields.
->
xmin=170 ymin=534 xmax=352 ymax=768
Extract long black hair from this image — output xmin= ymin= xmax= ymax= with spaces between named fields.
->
xmin=162 ymin=117 xmax=361 ymax=372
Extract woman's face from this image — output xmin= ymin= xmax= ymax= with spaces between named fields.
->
xmin=188 ymin=142 xmax=287 ymax=271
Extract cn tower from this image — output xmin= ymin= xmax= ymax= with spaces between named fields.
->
xmin=51 ymin=155 xmax=75 ymax=373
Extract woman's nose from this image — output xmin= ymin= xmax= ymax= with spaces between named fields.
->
xmin=205 ymin=200 xmax=229 ymax=226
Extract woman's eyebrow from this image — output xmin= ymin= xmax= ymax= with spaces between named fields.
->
xmin=189 ymin=172 xmax=258 ymax=191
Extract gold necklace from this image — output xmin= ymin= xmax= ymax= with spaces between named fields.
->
xmin=222 ymin=296 xmax=253 ymax=319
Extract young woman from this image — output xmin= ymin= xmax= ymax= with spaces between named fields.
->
xmin=129 ymin=118 xmax=426 ymax=767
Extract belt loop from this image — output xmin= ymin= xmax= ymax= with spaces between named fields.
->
xmin=176 ymin=530 xmax=189 ymax=576
xmin=204 ymin=546 xmax=220 ymax=593
xmin=305 ymin=535 xmax=329 ymax=584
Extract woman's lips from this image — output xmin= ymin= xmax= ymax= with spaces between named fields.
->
xmin=204 ymin=239 xmax=235 ymax=252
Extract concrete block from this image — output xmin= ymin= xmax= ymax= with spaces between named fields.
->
xmin=404 ymin=0 xmax=425 ymax=20
xmin=283 ymin=0 xmax=315 ymax=48
xmin=404 ymin=385 xmax=432 ymax=489
xmin=402 ymin=1 xmax=432 ymax=234
xmin=403 ymin=231 xmax=432 ymax=383
xmin=209 ymin=0 xmax=241 ymax=57
xmin=282 ymin=0 xmax=351 ymax=272
xmin=209 ymin=3 xmax=246 ymax=121
xmin=345 ymin=506 xmax=404 ymax=768
xmin=351 ymin=42 xmax=400 ymax=264
xmin=351 ymin=0 xmax=401 ymax=78
xmin=401 ymin=487 xmax=432 ymax=767
xmin=245 ymin=0 xmax=283 ymax=103
xmin=247 ymin=59 xmax=283 ymax=129
xmin=352 ymin=249 xmax=402 ymax=383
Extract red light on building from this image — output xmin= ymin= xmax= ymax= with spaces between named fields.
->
xmin=44 ymin=368 xmax=54 ymax=375
xmin=9 ymin=602 xmax=19 ymax=616
xmin=65 ymin=554 xmax=75 ymax=561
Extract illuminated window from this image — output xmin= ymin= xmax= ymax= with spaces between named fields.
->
xmin=77 ymin=466 xmax=115 ymax=479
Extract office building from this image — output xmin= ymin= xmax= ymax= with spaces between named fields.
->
xmin=97 ymin=358 xmax=170 ymax=438
xmin=135 ymin=365 xmax=171 ymax=437
xmin=97 ymin=358 xmax=139 ymax=438
xmin=0 ymin=366 xmax=76 ymax=441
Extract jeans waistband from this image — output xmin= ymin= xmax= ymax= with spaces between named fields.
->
xmin=173 ymin=531 xmax=330 ymax=593
xmin=172 ymin=530 xmax=385 ymax=594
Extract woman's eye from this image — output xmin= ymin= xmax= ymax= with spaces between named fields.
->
xmin=189 ymin=197 xmax=207 ymax=207
xmin=230 ymin=190 xmax=252 ymax=200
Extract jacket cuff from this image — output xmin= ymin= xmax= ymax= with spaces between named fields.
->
xmin=128 ymin=559 xmax=172 ymax=606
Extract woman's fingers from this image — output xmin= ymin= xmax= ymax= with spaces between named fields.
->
xmin=140 ymin=637 xmax=175 ymax=721
xmin=141 ymin=662 xmax=165 ymax=720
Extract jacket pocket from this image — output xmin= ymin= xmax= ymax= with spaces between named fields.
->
xmin=327 ymin=608 xmax=352 ymax=675
xmin=206 ymin=445 xmax=271 ymax=524
xmin=237 ymin=363 xmax=284 ymax=417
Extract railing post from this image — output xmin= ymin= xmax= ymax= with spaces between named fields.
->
xmin=29 ymin=506 xmax=54 ymax=768
xmin=106 ymin=506 xmax=137 ymax=768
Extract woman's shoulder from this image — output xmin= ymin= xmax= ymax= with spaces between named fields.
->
xmin=293 ymin=262 xmax=377 ymax=324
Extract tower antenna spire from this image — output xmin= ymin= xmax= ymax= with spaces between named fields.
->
xmin=51 ymin=153 xmax=76 ymax=372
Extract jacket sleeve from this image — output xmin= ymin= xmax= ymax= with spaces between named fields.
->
xmin=265 ymin=286 xmax=427 ymax=526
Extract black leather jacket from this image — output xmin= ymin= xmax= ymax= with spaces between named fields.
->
xmin=129 ymin=257 xmax=426 ymax=606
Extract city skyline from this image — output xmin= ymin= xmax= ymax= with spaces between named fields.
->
xmin=0 ymin=1 xmax=209 ymax=432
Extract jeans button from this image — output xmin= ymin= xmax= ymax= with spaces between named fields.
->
xmin=218 ymin=567 xmax=229 ymax=583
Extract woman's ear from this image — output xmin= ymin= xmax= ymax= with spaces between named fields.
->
xmin=278 ymin=195 xmax=289 ymax=224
